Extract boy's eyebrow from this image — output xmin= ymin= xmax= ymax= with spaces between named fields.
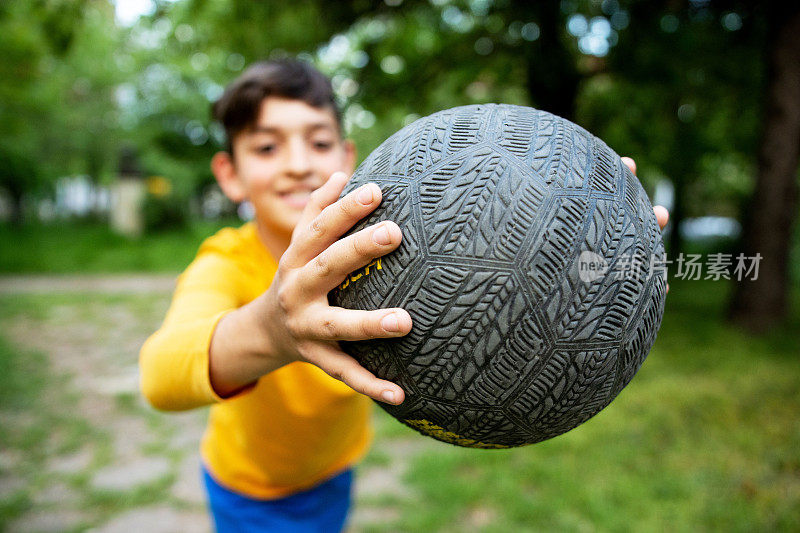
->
xmin=250 ymin=123 xmax=336 ymax=135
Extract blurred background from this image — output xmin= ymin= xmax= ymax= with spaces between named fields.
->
xmin=0 ymin=0 xmax=798 ymax=531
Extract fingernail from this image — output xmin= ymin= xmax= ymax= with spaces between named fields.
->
xmin=381 ymin=312 xmax=399 ymax=331
xmin=373 ymin=224 xmax=391 ymax=245
xmin=358 ymin=185 xmax=374 ymax=205
xmin=381 ymin=390 xmax=396 ymax=403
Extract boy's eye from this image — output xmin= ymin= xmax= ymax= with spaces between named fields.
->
xmin=313 ymin=141 xmax=333 ymax=151
xmin=257 ymin=145 xmax=276 ymax=154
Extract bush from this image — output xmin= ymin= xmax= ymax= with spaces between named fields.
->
xmin=142 ymin=193 xmax=189 ymax=233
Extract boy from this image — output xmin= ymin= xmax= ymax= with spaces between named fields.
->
xmin=140 ymin=58 xmax=668 ymax=532
xmin=140 ymin=59 xmax=411 ymax=532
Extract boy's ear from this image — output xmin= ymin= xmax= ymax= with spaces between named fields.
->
xmin=343 ymin=139 xmax=357 ymax=175
xmin=211 ymin=151 xmax=246 ymax=203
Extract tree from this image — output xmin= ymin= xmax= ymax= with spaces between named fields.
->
xmin=0 ymin=0 xmax=121 ymax=222
xmin=318 ymin=0 xmax=592 ymax=157
xmin=576 ymin=1 xmax=765 ymax=257
xmin=728 ymin=2 xmax=800 ymax=331
xmin=0 ymin=0 xmax=53 ymax=222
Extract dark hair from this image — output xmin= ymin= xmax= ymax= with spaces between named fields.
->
xmin=212 ymin=59 xmax=342 ymax=152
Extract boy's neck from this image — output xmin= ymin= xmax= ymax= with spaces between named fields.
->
xmin=255 ymin=222 xmax=291 ymax=261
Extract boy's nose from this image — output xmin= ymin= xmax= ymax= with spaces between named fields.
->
xmin=285 ymin=139 xmax=312 ymax=178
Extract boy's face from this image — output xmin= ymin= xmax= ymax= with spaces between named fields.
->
xmin=213 ymin=97 xmax=355 ymax=240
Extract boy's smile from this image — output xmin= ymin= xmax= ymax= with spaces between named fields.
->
xmin=212 ymin=97 xmax=355 ymax=254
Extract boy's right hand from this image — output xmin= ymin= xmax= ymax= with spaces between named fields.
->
xmin=256 ymin=172 xmax=411 ymax=405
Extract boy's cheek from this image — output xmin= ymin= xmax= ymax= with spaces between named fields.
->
xmin=256 ymin=198 xmax=304 ymax=230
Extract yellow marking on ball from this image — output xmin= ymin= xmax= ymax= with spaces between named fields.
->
xmin=340 ymin=258 xmax=382 ymax=290
xmin=404 ymin=419 xmax=510 ymax=449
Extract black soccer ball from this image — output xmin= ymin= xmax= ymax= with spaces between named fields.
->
xmin=329 ymin=104 xmax=666 ymax=448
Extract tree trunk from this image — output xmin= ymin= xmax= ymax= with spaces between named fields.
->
xmin=7 ymin=191 xmax=23 ymax=226
xmin=667 ymin=117 xmax=699 ymax=257
xmin=517 ymin=1 xmax=581 ymax=121
xmin=728 ymin=4 xmax=800 ymax=332
xmin=668 ymin=174 xmax=685 ymax=257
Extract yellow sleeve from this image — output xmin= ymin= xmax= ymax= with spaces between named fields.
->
xmin=139 ymin=250 xmax=250 ymax=411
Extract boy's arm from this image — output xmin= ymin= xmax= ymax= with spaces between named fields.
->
xmin=208 ymin=172 xmax=411 ymax=405
xmin=139 ymin=251 xmax=250 ymax=411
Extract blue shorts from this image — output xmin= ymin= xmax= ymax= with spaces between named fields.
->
xmin=202 ymin=465 xmax=353 ymax=533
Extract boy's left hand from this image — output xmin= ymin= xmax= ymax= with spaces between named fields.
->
xmin=622 ymin=157 xmax=670 ymax=292
xmin=265 ymin=171 xmax=411 ymax=405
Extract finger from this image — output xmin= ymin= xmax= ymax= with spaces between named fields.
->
xmin=304 ymin=343 xmax=405 ymax=404
xmin=291 ymin=183 xmax=384 ymax=266
xmin=295 ymin=171 xmax=349 ymax=230
xmin=621 ymin=156 xmax=637 ymax=175
xmin=301 ymin=221 xmax=402 ymax=294
xmin=293 ymin=171 xmax=350 ymax=236
xmin=300 ymin=306 xmax=413 ymax=341
xmin=654 ymin=205 xmax=669 ymax=292
xmin=653 ymin=205 xmax=669 ymax=230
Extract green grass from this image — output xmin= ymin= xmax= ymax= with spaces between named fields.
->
xmin=0 ymin=291 xmax=196 ymax=530
xmin=1 ymin=261 xmax=798 ymax=530
xmin=0 ymin=219 xmax=240 ymax=273
xmin=0 ymin=334 xmax=47 ymax=412
xmin=0 ymin=331 xmax=99 ymax=529
xmin=0 ymin=300 xmax=93 ymax=530
xmin=0 ymin=335 xmax=42 ymax=526
xmin=368 ymin=279 xmax=800 ymax=532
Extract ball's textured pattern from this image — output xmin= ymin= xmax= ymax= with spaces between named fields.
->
xmin=329 ymin=104 xmax=667 ymax=448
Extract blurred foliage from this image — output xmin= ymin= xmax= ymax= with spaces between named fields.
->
xmin=577 ymin=0 xmax=767 ymax=254
xmin=0 ymin=0 xmax=777 ymax=247
xmin=0 ymin=1 xmax=121 ymax=206
xmin=142 ymin=193 xmax=190 ymax=232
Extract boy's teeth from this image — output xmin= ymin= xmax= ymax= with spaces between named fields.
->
xmin=282 ymin=191 xmax=311 ymax=208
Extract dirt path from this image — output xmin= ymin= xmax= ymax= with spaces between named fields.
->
xmin=0 ymin=275 xmax=420 ymax=532
xmin=0 ymin=274 xmax=179 ymax=295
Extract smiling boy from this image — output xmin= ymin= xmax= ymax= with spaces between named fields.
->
xmin=140 ymin=59 xmax=411 ymax=532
